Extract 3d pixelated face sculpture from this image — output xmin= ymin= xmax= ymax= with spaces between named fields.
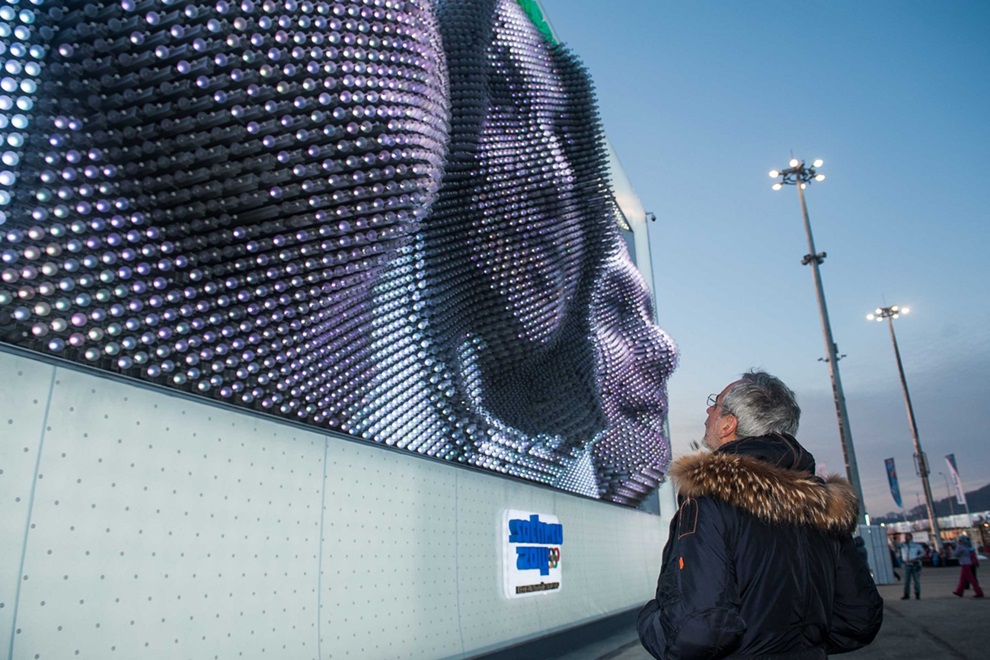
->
xmin=589 ymin=251 xmax=675 ymax=502
xmin=417 ymin=0 xmax=676 ymax=500
xmin=0 ymin=0 xmax=675 ymax=506
xmin=0 ymin=0 xmax=450 ymax=430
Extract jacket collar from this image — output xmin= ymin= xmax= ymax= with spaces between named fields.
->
xmin=715 ymin=433 xmax=817 ymax=474
xmin=668 ymin=436 xmax=859 ymax=535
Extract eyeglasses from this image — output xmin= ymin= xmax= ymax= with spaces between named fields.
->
xmin=707 ymin=393 xmax=731 ymax=413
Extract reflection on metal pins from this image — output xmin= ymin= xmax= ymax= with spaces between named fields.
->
xmin=0 ymin=0 xmax=675 ymax=505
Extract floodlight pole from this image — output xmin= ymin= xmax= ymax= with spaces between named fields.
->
xmin=867 ymin=305 xmax=941 ymax=550
xmin=770 ymin=160 xmax=867 ymax=525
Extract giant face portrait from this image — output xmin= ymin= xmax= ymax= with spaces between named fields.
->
xmin=0 ymin=0 xmax=676 ymax=506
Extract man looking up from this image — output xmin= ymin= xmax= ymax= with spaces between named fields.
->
xmin=638 ymin=371 xmax=883 ymax=658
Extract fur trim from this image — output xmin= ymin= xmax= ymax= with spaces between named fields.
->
xmin=668 ymin=451 xmax=859 ymax=535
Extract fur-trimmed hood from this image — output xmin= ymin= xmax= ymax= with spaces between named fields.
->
xmin=668 ymin=445 xmax=859 ymax=536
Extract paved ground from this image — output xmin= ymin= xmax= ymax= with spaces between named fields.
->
xmin=554 ymin=566 xmax=987 ymax=659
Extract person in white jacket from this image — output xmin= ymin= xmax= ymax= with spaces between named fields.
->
xmin=900 ymin=533 xmax=926 ymax=599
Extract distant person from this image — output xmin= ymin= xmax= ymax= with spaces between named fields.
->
xmin=900 ymin=533 xmax=925 ymax=600
xmin=952 ymin=535 xmax=985 ymax=598
xmin=637 ymin=371 xmax=882 ymax=658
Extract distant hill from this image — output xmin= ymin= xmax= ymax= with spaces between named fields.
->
xmin=874 ymin=481 xmax=990 ymax=523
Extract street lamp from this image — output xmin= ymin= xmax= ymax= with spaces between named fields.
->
xmin=867 ymin=305 xmax=942 ymax=550
xmin=770 ymin=159 xmax=867 ymax=524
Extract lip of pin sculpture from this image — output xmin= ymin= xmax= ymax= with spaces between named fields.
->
xmin=0 ymin=0 xmax=676 ymax=506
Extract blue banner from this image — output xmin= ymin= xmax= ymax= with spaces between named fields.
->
xmin=885 ymin=458 xmax=903 ymax=508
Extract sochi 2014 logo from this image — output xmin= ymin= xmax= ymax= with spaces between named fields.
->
xmin=503 ymin=510 xmax=564 ymax=598
xmin=509 ymin=513 xmax=563 ymax=576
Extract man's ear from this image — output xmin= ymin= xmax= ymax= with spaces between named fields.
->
xmin=719 ymin=413 xmax=738 ymax=441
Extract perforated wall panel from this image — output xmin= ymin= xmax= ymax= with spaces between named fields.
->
xmin=321 ymin=439 xmax=462 ymax=659
xmin=1 ymin=350 xmax=669 ymax=659
xmin=0 ymin=350 xmax=54 ymax=656
xmin=5 ymin=353 xmax=326 ymax=659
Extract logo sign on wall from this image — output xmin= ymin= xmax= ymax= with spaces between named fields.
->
xmin=502 ymin=510 xmax=563 ymax=599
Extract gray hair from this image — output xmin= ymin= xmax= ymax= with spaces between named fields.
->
xmin=720 ymin=370 xmax=800 ymax=437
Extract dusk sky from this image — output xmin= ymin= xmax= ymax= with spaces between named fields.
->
xmin=540 ymin=0 xmax=990 ymax=517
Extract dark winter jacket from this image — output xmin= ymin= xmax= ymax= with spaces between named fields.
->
xmin=637 ymin=434 xmax=883 ymax=659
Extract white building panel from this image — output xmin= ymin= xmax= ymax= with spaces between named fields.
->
xmin=6 ymin=363 xmax=325 ymax=660
xmin=0 ymin=350 xmax=670 ymax=659
xmin=320 ymin=439 xmax=461 ymax=659
xmin=0 ymin=351 xmax=56 ymax=657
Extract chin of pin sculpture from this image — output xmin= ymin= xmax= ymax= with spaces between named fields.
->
xmin=0 ymin=0 xmax=676 ymax=506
